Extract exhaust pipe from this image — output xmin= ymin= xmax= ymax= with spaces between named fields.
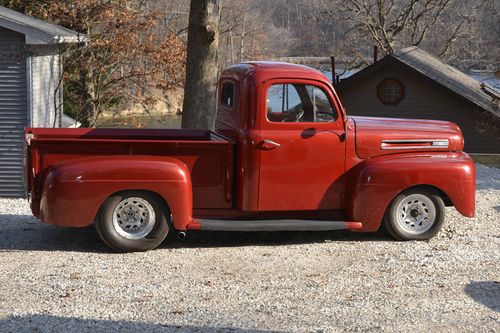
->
xmin=177 ymin=231 xmax=187 ymax=240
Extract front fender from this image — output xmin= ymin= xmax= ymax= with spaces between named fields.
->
xmin=347 ymin=152 xmax=475 ymax=232
xmin=40 ymin=156 xmax=193 ymax=230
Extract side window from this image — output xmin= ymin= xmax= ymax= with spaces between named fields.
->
xmin=267 ymin=84 xmax=309 ymax=122
xmin=266 ymin=83 xmax=337 ymax=123
xmin=310 ymin=87 xmax=337 ymax=122
xmin=221 ymin=81 xmax=234 ymax=108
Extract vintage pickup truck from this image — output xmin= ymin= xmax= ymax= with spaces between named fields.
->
xmin=25 ymin=62 xmax=475 ymax=251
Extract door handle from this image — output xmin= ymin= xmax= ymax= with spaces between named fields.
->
xmin=259 ymin=139 xmax=281 ymax=150
xmin=263 ymin=139 xmax=281 ymax=147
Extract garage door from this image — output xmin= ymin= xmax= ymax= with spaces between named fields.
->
xmin=0 ymin=28 xmax=27 ymax=197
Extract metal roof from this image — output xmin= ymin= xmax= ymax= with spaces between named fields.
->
xmin=62 ymin=113 xmax=81 ymax=128
xmin=0 ymin=5 xmax=84 ymax=44
xmin=340 ymin=46 xmax=499 ymax=118
xmin=395 ymin=47 xmax=499 ymax=117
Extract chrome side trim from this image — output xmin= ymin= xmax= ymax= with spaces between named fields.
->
xmin=381 ymin=139 xmax=449 ymax=150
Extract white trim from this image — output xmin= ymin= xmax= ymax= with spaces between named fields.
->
xmin=0 ymin=7 xmax=84 ymax=45
xmin=58 ymin=49 xmax=63 ymax=127
xmin=26 ymin=53 xmax=33 ymax=127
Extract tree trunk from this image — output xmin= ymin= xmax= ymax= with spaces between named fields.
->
xmin=238 ymin=11 xmax=246 ymax=63
xmin=229 ymin=30 xmax=234 ymax=64
xmin=182 ymin=0 xmax=220 ymax=129
xmin=79 ymin=67 xmax=94 ymax=128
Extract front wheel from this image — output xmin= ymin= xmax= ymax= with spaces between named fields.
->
xmin=95 ymin=191 xmax=170 ymax=252
xmin=383 ymin=189 xmax=445 ymax=240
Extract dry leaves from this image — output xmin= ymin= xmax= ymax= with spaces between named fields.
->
xmin=6 ymin=0 xmax=186 ymax=127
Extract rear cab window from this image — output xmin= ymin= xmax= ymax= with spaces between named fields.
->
xmin=216 ymin=79 xmax=240 ymax=132
xmin=221 ymin=81 xmax=234 ymax=108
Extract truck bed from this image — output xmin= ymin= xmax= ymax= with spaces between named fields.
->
xmin=26 ymin=128 xmax=235 ymax=210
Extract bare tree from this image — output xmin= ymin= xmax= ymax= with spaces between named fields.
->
xmin=182 ymin=0 xmax=220 ymax=129
xmin=319 ymin=0 xmax=463 ymax=55
xmin=434 ymin=0 xmax=499 ymax=67
xmin=218 ymin=0 xmax=271 ymax=66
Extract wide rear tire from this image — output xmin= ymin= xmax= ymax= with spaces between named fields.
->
xmin=383 ymin=188 xmax=445 ymax=241
xmin=95 ymin=191 xmax=170 ymax=252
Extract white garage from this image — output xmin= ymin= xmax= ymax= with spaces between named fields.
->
xmin=0 ymin=6 xmax=83 ymax=197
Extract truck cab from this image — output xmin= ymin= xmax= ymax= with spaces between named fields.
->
xmin=215 ymin=62 xmax=349 ymax=213
xmin=25 ymin=62 xmax=476 ymax=252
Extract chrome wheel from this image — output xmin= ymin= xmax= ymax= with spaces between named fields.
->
xmin=395 ymin=194 xmax=436 ymax=235
xmin=112 ymin=197 xmax=156 ymax=240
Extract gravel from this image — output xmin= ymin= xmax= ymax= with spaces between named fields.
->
xmin=0 ymin=163 xmax=498 ymax=333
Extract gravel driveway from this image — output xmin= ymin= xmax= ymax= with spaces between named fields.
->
xmin=0 ymin=164 xmax=498 ymax=333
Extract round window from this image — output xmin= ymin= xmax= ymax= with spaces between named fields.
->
xmin=377 ymin=79 xmax=404 ymax=105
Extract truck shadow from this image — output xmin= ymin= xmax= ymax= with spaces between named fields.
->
xmin=0 ymin=314 xmax=279 ymax=333
xmin=464 ymin=281 xmax=500 ymax=312
xmin=0 ymin=214 xmax=109 ymax=253
xmin=0 ymin=214 xmax=390 ymax=253
xmin=166 ymin=229 xmax=390 ymax=250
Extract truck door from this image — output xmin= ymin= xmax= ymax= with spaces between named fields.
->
xmin=257 ymin=79 xmax=346 ymax=211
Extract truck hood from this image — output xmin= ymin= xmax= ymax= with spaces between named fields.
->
xmin=351 ymin=116 xmax=464 ymax=159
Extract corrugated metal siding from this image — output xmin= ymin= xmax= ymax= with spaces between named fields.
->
xmin=338 ymin=62 xmax=500 ymax=154
xmin=0 ymin=27 xmax=27 ymax=197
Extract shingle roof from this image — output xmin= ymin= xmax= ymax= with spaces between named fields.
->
xmin=0 ymin=5 xmax=84 ymax=44
xmin=394 ymin=46 xmax=499 ymax=117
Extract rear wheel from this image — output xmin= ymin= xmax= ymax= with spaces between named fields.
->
xmin=384 ymin=188 xmax=445 ymax=240
xmin=95 ymin=191 xmax=170 ymax=252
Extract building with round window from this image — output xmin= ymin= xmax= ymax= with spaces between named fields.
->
xmin=337 ymin=47 xmax=500 ymax=154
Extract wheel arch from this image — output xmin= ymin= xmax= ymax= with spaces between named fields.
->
xmin=392 ymin=184 xmax=452 ymax=206
xmin=39 ymin=155 xmax=193 ymax=230
xmin=347 ymin=153 xmax=475 ymax=232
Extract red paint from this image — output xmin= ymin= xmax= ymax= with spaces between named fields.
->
xmin=346 ymin=151 xmax=475 ymax=232
xmin=38 ymin=156 xmax=193 ymax=229
xmin=344 ymin=222 xmax=363 ymax=230
xmin=257 ymin=78 xmax=346 ymax=211
xmin=352 ymin=116 xmax=464 ymax=159
xmin=25 ymin=62 xmax=475 ymax=235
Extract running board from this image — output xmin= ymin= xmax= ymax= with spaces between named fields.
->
xmin=192 ymin=219 xmax=362 ymax=232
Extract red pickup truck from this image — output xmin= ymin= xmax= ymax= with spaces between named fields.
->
xmin=25 ymin=62 xmax=475 ymax=252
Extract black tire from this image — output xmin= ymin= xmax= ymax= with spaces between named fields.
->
xmin=383 ymin=188 xmax=445 ymax=241
xmin=95 ymin=191 xmax=170 ymax=252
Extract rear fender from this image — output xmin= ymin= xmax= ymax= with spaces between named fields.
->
xmin=39 ymin=156 xmax=193 ymax=230
xmin=347 ymin=152 xmax=475 ymax=232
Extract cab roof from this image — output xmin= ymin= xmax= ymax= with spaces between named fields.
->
xmin=221 ymin=61 xmax=330 ymax=84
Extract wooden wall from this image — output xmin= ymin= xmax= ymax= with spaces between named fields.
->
xmin=338 ymin=62 xmax=500 ymax=154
